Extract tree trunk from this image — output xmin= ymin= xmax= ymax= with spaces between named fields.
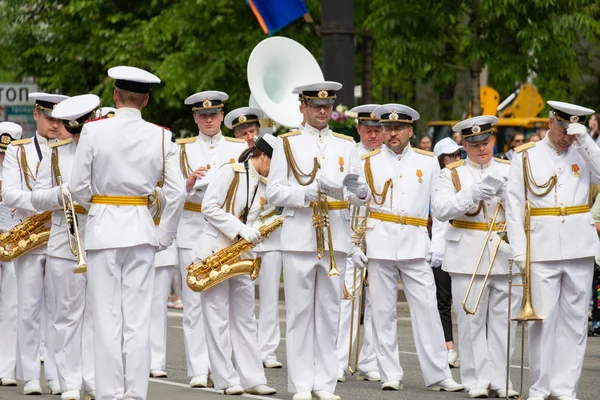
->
xmin=470 ymin=62 xmax=482 ymax=117
xmin=361 ymin=29 xmax=373 ymax=104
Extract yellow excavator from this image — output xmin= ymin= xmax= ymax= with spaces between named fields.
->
xmin=426 ymin=83 xmax=548 ymax=154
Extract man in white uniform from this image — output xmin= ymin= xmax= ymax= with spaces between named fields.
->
xmin=3 ymin=92 xmax=67 ymax=395
xmin=176 ymin=91 xmax=246 ymax=388
xmin=0 ymin=122 xmax=23 ymax=387
xmin=337 ymin=105 xmax=381 ymax=383
xmin=225 ymin=106 xmax=262 ymax=147
xmin=506 ymin=101 xmax=600 ymax=400
xmin=32 ymin=95 xmax=100 ymax=400
xmin=70 ymin=66 xmax=185 ymax=400
xmin=433 ymin=116 xmax=520 ymax=398
xmin=267 ymin=81 xmax=370 ymax=400
xmin=362 ymin=104 xmax=463 ymax=393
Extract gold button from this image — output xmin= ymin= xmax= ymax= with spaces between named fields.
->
xmin=322 ymin=156 xmax=325 ymax=159
xmin=400 ymin=226 xmax=404 ymax=230
xmin=399 ymin=174 xmax=403 ymax=178
xmin=561 ymin=218 xmax=565 ymax=223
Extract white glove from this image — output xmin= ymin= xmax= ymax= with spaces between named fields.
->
xmin=349 ymin=245 xmax=368 ymax=269
xmin=343 ymin=174 xmax=368 ymax=199
xmin=57 ymin=182 xmax=70 ymax=206
xmin=513 ymin=254 xmax=526 ymax=274
xmin=471 ymin=182 xmax=496 ymax=202
xmin=495 ymin=183 xmax=507 ymax=202
xmin=428 ymin=252 xmax=444 ymax=268
xmin=567 ymin=122 xmax=587 ymax=139
xmin=305 ymin=182 xmax=319 ymax=202
xmin=239 ymin=226 xmax=262 ymax=244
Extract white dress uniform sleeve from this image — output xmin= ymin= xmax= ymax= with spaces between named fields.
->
xmin=156 ymin=140 xmax=186 ymax=246
xmin=346 ymin=145 xmax=371 ymax=206
xmin=69 ymin=128 xmax=94 ymax=207
xmin=432 ymin=168 xmax=476 ymax=222
xmin=573 ymin=134 xmax=600 ymax=182
xmin=31 ymin=152 xmax=61 ymax=212
xmin=266 ymin=137 xmax=307 ymax=207
xmin=428 ymin=161 xmax=446 ymax=254
xmin=201 ymin=165 xmax=247 ymax=241
xmin=1 ymin=144 xmax=37 ymax=213
xmin=506 ymin=152 xmax=526 ymax=258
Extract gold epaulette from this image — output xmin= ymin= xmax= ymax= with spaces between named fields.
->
xmin=49 ymin=138 xmax=73 ymax=148
xmin=224 ymin=136 xmax=245 ymax=143
xmin=447 ymin=159 xmax=465 ymax=169
xmin=332 ymin=132 xmax=354 ymax=142
xmin=360 ymin=148 xmax=381 ymax=160
xmin=176 ymin=137 xmax=196 ymax=144
xmin=515 ymin=142 xmax=536 ymax=153
xmin=259 ymin=176 xmax=268 ymax=185
xmin=413 ymin=148 xmax=434 ymax=157
xmin=494 ymin=157 xmax=511 ymax=164
xmin=232 ymin=163 xmax=246 ymax=173
xmin=279 ymin=130 xmax=301 ymax=138
xmin=11 ymin=138 xmax=31 ymax=146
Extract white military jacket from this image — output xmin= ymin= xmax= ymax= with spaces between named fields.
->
xmin=251 ymin=176 xmax=281 ymax=254
xmin=70 ymin=108 xmax=185 ymax=250
xmin=196 ymin=161 xmax=264 ymax=259
xmin=2 ymin=133 xmax=52 ymax=255
xmin=148 ymin=183 xmax=179 ymax=268
xmin=0 ymin=165 xmax=18 ymax=232
xmin=31 ymin=138 xmax=88 ymax=261
xmin=433 ymin=157 xmax=512 ymax=275
xmin=176 ymin=131 xmax=246 ymax=250
xmin=506 ymin=135 xmax=600 ymax=262
xmin=266 ymin=124 xmax=366 ymax=254
xmin=363 ymin=145 xmax=443 ymax=261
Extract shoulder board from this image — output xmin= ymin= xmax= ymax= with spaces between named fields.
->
xmin=11 ymin=138 xmax=31 ymax=146
xmin=413 ymin=148 xmax=434 ymax=157
xmin=259 ymin=176 xmax=268 ymax=185
xmin=494 ymin=157 xmax=511 ymax=165
xmin=176 ymin=137 xmax=196 ymax=144
xmin=360 ymin=148 xmax=381 ymax=160
xmin=232 ymin=163 xmax=246 ymax=173
xmin=332 ymin=132 xmax=354 ymax=142
xmin=514 ymin=142 xmax=536 ymax=153
xmin=446 ymin=159 xmax=465 ymax=170
xmin=279 ymin=130 xmax=301 ymax=138
xmin=224 ymin=136 xmax=245 ymax=143
xmin=150 ymin=122 xmax=170 ymax=130
xmin=49 ymin=138 xmax=73 ymax=148
xmin=86 ymin=116 xmax=108 ymax=123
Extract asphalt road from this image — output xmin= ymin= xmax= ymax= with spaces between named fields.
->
xmin=1 ymin=301 xmax=599 ymax=399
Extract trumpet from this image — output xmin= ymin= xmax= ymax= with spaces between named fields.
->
xmin=57 ymin=177 xmax=87 ymax=273
xmin=311 ymin=189 xmax=340 ymax=277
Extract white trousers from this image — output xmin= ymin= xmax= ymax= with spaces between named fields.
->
xmin=528 ymin=258 xmax=594 ymax=399
xmin=87 ymin=245 xmax=155 ymax=400
xmin=283 ymin=251 xmax=346 ymax=394
xmin=0 ymin=261 xmax=17 ymax=379
xmin=337 ymin=257 xmax=377 ymax=373
xmin=257 ymin=250 xmax=282 ymax=362
xmin=14 ymin=252 xmax=58 ymax=381
xmin=178 ymin=248 xmax=210 ymax=377
xmin=201 ymin=274 xmax=266 ymax=390
xmin=48 ymin=255 xmax=94 ymax=392
xmin=451 ymin=273 xmax=520 ymax=391
xmin=150 ymin=265 xmax=175 ymax=371
xmin=368 ymin=258 xmax=451 ymax=386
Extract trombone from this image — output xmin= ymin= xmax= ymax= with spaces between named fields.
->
xmin=347 ymin=204 xmax=369 ymax=374
xmin=462 ymin=203 xmax=507 ymax=315
xmin=57 ymin=176 xmax=87 ymax=273
xmin=312 ymin=189 xmax=341 ymax=277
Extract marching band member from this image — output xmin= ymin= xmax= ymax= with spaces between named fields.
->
xmin=337 ymin=104 xmax=381 ymax=383
xmin=363 ymin=104 xmax=462 ymax=393
xmin=226 ymin=107 xmax=284 ymax=369
xmin=433 ymin=116 xmax=520 ymax=398
xmin=3 ymin=92 xmax=67 ymax=395
xmin=506 ymin=101 xmax=600 ymax=400
xmin=176 ymin=91 xmax=246 ymax=388
xmin=31 ymin=94 xmax=99 ymax=400
xmin=0 ymin=122 xmax=23 ymax=387
xmin=197 ymin=134 xmax=277 ymax=395
xmin=266 ymin=81 xmax=370 ymax=400
xmin=70 ymin=66 xmax=185 ymax=400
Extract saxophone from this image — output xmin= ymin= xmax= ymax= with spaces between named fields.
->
xmin=0 ymin=211 xmax=52 ymax=261
xmin=186 ymin=216 xmax=284 ymax=292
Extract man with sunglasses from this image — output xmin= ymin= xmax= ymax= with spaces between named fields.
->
xmin=433 ymin=115 xmax=520 ymax=398
xmin=176 ymin=91 xmax=246 ymax=388
xmin=506 ymin=101 xmax=600 ymax=400
xmin=2 ymin=92 xmax=67 ymax=395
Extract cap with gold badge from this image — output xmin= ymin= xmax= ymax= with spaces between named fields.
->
xmin=547 ymin=100 xmax=595 ymax=130
xmin=29 ymin=92 xmax=69 ymax=117
xmin=453 ymin=115 xmax=498 ymax=143
xmin=0 ymin=122 xmax=23 ymax=153
xmin=350 ymin=104 xmax=381 ymax=127
xmin=185 ymin=91 xmax=229 ymax=115
xmin=373 ymin=103 xmax=420 ymax=126
xmin=225 ymin=107 xmax=263 ymax=130
xmin=52 ymin=94 xmax=101 ymax=134
xmin=293 ymin=81 xmax=342 ymax=106
xmin=108 ymin=66 xmax=160 ymax=94
xmin=97 ymin=107 xmax=117 ymax=118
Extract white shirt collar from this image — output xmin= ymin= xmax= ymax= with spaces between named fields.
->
xmin=386 ymin=144 xmax=411 ymax=159
xmin=198 ymin=131 xmax=223 ymax=145
xmin=115 ymin=107 xmax=142 ymax=118
xmin=304 ymin=123 xmax=330 ymax=137
xmin=543 ymin=135 xmax=567 ymax=155
xmin=359 ymin=142 xmax=376 ymax=153
xmin=35 ymin=132 xmax=50 ymax=147
xmin=466 ymin=157 xmax=492 ymax=169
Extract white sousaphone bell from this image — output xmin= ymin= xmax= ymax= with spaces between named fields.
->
xmin=247 ymin=36 xmax=324 ymax=129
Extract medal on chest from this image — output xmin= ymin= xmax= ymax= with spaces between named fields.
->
xmin=416 ymin=169 xmax=423 ymax=183
xmin=572 ymin=164 xmax=580 ymax=178
xmin=338 ymin=156 xmax=344 ymax=172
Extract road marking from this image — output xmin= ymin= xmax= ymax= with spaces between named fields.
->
xmin=149 ymin=378 xmax=284 ymax=399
